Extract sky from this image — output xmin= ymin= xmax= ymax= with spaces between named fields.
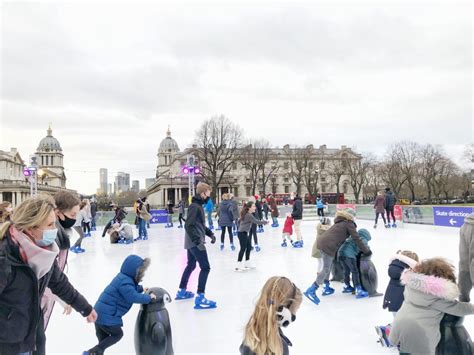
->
xmin=1 ymin=0 xmax=472 ymax=195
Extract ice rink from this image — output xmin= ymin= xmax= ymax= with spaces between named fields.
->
xmin=46 ymin=218 xmax=473 ymax=354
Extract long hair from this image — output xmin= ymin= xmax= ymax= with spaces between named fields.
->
xmin=413 ymin=257 xmax=456 ymax=283
xmin=240 ymin=201 xmax=254 ymax=221
xmin=243 ymin=276 xmax=302 ymax=355
xmin=0 ymin=201 xmax=12 ymax=223
xmin=0 ymin=194 xmax=56 ymax=240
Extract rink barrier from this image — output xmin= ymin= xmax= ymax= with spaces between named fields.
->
xmin=93 ymin=205 xmax=473 ymax=228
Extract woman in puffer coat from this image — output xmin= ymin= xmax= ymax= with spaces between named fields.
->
xmin=218 ymin=194 xmax=235 ymax=251
xmin=389 ymin=258 xmax=474 ymax=354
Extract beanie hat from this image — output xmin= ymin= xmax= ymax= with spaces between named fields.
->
xmin=254 ymin=194 xmax=260 ymax=200
xmin=358 ymin=228 xmax=372 ymax=242
xmin=344 ymin=208 xmax=356 ymax=218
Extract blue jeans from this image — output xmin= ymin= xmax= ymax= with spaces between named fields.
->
xmin=91 ymin=216 xmax=96 ymax=229
xmin=207 ymin=212 xmax=213 ymax=227
xmin=179 ymin=246 xmax=211 ymax=294
xmin=340 ymin=256 xmax=361 ymax=287
xmin=138 ymin=218 xmax=148 ymax=238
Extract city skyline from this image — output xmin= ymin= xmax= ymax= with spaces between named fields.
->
xmin=1 ymin=2 xmax=471 ymax=194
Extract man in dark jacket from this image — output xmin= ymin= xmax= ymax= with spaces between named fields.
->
xmin=385 ymin=187 xmax=397 ymax=227
xmin=255 ymin=195 xmax=264 ymax=233
xmin=304 ymin=208 xmax=372 ymax=305
xmin=90 ymin=200 xmax=97 ymax=231
xmin=176 ymin=182 xmax=217 ymax=309
xmin=291 ymin=194 xmax=304 ymax=247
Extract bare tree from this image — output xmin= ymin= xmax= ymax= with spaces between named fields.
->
xmin=391 ymin=141 xmax=421 ymax=201
xmin=419 ymin=144 xmax=445 ymax=203
xmin=285 ymin=145 xmax=306 ymax=196
xmin=260 ymin=152 xmax=279 ymax=195
xmin=327 ymin=158 xmax=346 ymax=199
xmin=365 ymin=160 xmax=382 ymax=200
xmin=379 ymin=156 xmax=407 ymax=199
xmin=432 ymin=158 xmax=457 ymax=202
xmin=344 ymin=154 xmax=374 ymax=204
xmin=192 ymin=115 xmax=243 ymax=200
xmin=240 ymin=139 xmax=273 ymax=195
xmin=302 ymin=145 xmax=320 ymax=200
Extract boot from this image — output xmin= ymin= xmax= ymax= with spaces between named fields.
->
xmin=355 ymin=285 xmax=369 ymax=299
xmin=342 ymin=283 xmax=355 ymax=294
xmin=304 ymin=283 xmax=320 ymax=305
xmin=235 ymin=261 xmax=246 ymax=272
xmin=322 ymin=281 xmax=335 ymax=296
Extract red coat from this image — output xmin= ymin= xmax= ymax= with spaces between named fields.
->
xmin=283 ymin=216 xmax=294 ymax=234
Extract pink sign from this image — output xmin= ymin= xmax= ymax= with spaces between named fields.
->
xmin=336 ymin=204 xmax=356 ymax=211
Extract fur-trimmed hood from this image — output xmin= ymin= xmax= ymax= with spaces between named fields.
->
xmin=335 ymin=210 xmax=355 ymax=222
xmin=390 ymin=253 xmax=418 ymax=269
xmin=401 ymin=270 xmax=459 ymax=301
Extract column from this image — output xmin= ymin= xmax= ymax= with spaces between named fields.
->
xmin=13 ymin=192 xmax=17 ymax=207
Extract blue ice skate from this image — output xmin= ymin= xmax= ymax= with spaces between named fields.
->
xmin=281 ymin=240 xmax=288 ymax=247
xmin=385 ymin=224 xmax=391 ymax=228
xmin=255 ymin=244 xmax=261 ymax=252
xmin=175 ymin=288 xmax=194 ymax=300
xmin=392 ymin=223 xmax=397 ymax=228
xmin=230 ymin=244 xmax=236 ymax=251
xmin=321 ymin=281 xmax=335 ymax=296
xmin=304 ymin=284 xmax=320 ymax=305
xmin=194 ymin=293 xmax=217 ymax=309
xmin=342 ymin=284 xmax=355 ymax=294
xmin=375 ymin=325 xmax=392 ymax=347
xmin=355 ymin=286 xmax=369 ymax=299
xmin=220 ymin=243 xmax=224 ymax=251
xmin=292 ymin=241 xmax=303 ymax=248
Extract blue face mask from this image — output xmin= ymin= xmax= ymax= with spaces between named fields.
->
xmin=36 ymin=228 xmax=58 ymax=247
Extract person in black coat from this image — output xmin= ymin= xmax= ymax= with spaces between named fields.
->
xmin=0 ymin=195 xmax=97 ymax=355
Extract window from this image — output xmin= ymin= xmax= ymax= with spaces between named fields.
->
xmin=246 ymin=187 xmax=251 ymax=196
xmin=319 ymin=161 xmax=325 ymax=170
xmin=343 ymin=182 xmax=348 ymax=194
xmin=321 ymin=177 xmax=326 ymax=182
xmin=234 ymin=187 xmax=239 ymax=197
xmin=342 ymin=160 xmax=347 ymax=169
xmin=246 ymin=178 xmax=251 ymax=183
xmin=283 ymin=162 xmax=289 ymax=170
xmin=45 ymin=156 xmax=49 ymax=165
xmin=284 ymin=186 xmax=289 ymax=193
xmin=321 ymin=184 xmax=326 ymax=192
xmin=309 ymin=162 xmax=313 ymax=170
xmin=51 ymin=156 xmax=54 ymax=165
xmin=284 ymin=178 xmax=289 ymax=183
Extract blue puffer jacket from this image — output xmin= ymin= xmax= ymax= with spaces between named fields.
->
xmin=218 ymin=200 xmax=234 ymax=227
xmin=204 ymin=199 xmax=214 ymax=214
xmin=316 ymin=198 xmax=324 ymax=209
xmin=338 ymin=228 xmax=371 ymax=259
xmin=95 ymin=255 xmax=152 ymax=326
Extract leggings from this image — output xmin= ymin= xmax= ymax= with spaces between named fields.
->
xmin=220 ymin=226 xmax=233 ymax=244
xmin=237 ymin=231 xmax=252 ymax=262
xmin=314 ymin=251 xmax=334 ymax=285
xmin=89 ymin=324 xmax=123 ymax=353
xmin=72 ymin=226 xmax=85 ymax=248
xmin=82 ymin=222 xmax=91 ymax=234
xmin=386 ymin=208 xmax=396 ymax=224
xmin=317 ymin=208 xmax=325 ymax=217
xmin=375 ymin=212 xmax=386 ymax=225
xmin=250 ymin=224 xmax=258 ymax=245
xmin=178 ymin=213 xmax=185 ymax=226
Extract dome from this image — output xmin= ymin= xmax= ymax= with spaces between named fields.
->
xmin=159 ymin=127 xmax=179 ymax=152
xmin=37 ymin=126 xmax=62 ymax=152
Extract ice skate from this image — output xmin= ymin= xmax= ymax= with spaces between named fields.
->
xmin=304 ymin=284 xmax=320 ymax=305
xmin=194 ymin=293 xmax=217 ymax=309
xmin=175 ymin=288 xmax=194 ymax=300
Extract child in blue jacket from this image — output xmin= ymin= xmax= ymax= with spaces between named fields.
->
xmin=84 ymin=255 xmax=156 ymax=354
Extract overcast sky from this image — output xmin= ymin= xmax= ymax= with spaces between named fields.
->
xmin=1 ymin=1 xmax=472 ymax=195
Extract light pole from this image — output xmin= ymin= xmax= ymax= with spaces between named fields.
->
xmin=182 ymin=154 xmax=201 ymax=201
xmin=23 ymin=156 xmax=38 ymax=196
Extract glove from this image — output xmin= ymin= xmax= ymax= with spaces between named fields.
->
xmin=363 ymin=249 xmax=373 ymax=257
xmin=210 ymin=234 xmax=216 ymax=244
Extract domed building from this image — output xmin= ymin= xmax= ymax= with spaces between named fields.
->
xmin=35 ymin=125 xmax=66 ymax=188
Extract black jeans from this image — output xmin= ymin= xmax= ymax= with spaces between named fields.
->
xmin=317 ymin=208 xmax=325 ymax=217
xmin=83 ymin=221 xmax=91 ymax=234
xmin=340 ymin=256 xmax=361 ymax=288
xmin=89 ymin=324 xmax=123 ymax=353
xmin=386 ymin=208 xmax=396 ymax=224
xmin=220 ymin=226 xmax=233 ymax=244
xmin=250 ymin=224 xmax=258 ymax=245
xmin=375 ymin=212 xmax=386 ymax=225
xmin=178 ymin=213 xmax=185 ymax=226
xmin=237 ymin=231 xmax=252 ymax=262
xmin=179 ymin=246 xmax=211 ymax=294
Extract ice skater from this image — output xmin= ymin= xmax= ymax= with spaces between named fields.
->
xmin=235 ymin=201 xmax=268 ymax=272
xmin=177 ymin=199 xmax=185 ymax=228
xmin=240 ymin=276 xmax=302 ymax=355
xmin=218 ymin=193 xmax=235 ymax=251
xmin=389 ymin=258 xmax=474 ymax=354
xmin=311 ymin=217 xmax=332 ymax=272
xmin=175 ymin=182 xmax=218 ymax=309
xmin=281 ymin=213 xmax=295 ymax=247
xmin=316 ymin=194 xmax=325 ymax=217
xmin=84 ymin=255 xmax=156 ymax=354
xmin=459 ymin=212 xmax=474 ymax=302
xmin=291 ymin=193 xmax=304 ymax=247
xmin=255 ymin=195 xmax=264 ymax=233
xmin=384 ymin=187 xmax=397 ymax=228
xmin=373 ymin=191 xmax=387 ymax=228
xmin=304 ymin=208 xmax=371 ymax=305
xmin=165 ymin=200 xmax=174 ymax=228
xmin=268 ymin=194 xmax=280 ymax=227
xmin=375 ymin=250 xmax=419 ymax=347
xmin=338 ymin=228 xmax=373 ymax=298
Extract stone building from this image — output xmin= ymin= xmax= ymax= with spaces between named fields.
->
xmin=147 ymin=128 xmax=360 ymax=207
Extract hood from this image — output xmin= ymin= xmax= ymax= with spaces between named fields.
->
xmin=220 ymin=200 xmax=232 ymax=208
xmin=120 ymin=255 xmax=146 ymax=280
xmin=192 ymin=195 xmax=206 ymax=205
xmin=386 ymin=191 xmax=393 ymax=197
xmin=335 ymin=210 xmax=355 ymax=222
xmin=358 ymin=228 xmax=371 ymax=242
xmin=401 ymin=270 xmax=459 ymax=301
xmin=464 ymin=212 xmax=474 ymax=225
xmin=390 ymin=253 xmax=418 ymax=269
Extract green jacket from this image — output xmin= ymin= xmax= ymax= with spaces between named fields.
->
xmin=338 ymin=228 xmax=371 ymax=259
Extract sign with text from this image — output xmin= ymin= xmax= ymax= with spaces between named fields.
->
xmin=149 ymin=209 xmax=169 ymax=224
xmin=433 ymin=206 xmax=473 ymax=228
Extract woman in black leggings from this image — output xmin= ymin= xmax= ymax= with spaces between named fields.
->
xmin=235 ymin=202 xmax=268 ymax=272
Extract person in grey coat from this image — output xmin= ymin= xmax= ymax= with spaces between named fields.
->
xmin=459 ymin=212 xmax=474 ymax=302
xmin=218 ymin=194 xmax=235 ymax=251
xmin=389 ymin=258 xmax=474 ymax=354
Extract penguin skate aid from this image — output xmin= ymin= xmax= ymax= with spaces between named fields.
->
xmin=175 ymin=182 xmax=218 ymax=309
xmin=135 ymin=287 xmax=174 ymax=355
xmin=84 ymin=255 xmax=156 ymax=355
xmin=303 ymin=208 xmax=372 ymax=305
xmin=240 ymin=276 xmax=302 ymax=355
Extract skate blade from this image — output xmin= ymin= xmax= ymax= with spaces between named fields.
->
xmin=304 ymin=292 xmax=320 ymax=305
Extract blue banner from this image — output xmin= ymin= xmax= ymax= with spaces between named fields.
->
xmin=433 ymin=206 xmax=473 ymax=228
xmin=149 ymin=209 xmax=169 ymax=224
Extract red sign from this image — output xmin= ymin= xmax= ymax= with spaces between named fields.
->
xmin=394 ymin=205 xmax=403 ymax=223
xmin=336 ymin=204 xmax=356 ymax=211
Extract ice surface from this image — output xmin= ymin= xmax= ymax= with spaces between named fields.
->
xmin=46 ymin=218 xmax=473 ymax=354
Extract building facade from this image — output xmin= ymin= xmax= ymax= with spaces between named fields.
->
xmin=115 ymin=172 xmax=130 ymax=193
xmin=147 ymin=128 xmax=360 ymax=207
xmin=1 ymin=126 xmax=71 ymax=207
xmin=99 ymin=168 xmax=108 ymax=194
xmin=131 ymin=180 xmax=140 ymax=192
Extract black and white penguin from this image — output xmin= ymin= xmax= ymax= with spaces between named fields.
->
xmin=436 ymin=314 xmax=474 ymax=355
xmin=134 ymin=287 xmax=174 ymax=355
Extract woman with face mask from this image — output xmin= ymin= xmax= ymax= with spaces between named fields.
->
xmin=0 ymin=194 xmax=97 ymax=355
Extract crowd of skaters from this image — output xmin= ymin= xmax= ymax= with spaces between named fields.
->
xmin=0 ymin=183 xmax=474 ymax=354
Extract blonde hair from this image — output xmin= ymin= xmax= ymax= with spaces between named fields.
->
xmin=196 ymin=182 xmax=211 ymax=194
xmin=0 ymin=201 xmax=12 ymax=223
xmin=398 ymin=250 xmax=419 ymax=262
xmin=243 ymin=277 xmax=302 ymax=355
xmin=222 ymin=193 xmax=230 ymax=200
xmin=0 ymin=194 xmax=56 ymax=239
